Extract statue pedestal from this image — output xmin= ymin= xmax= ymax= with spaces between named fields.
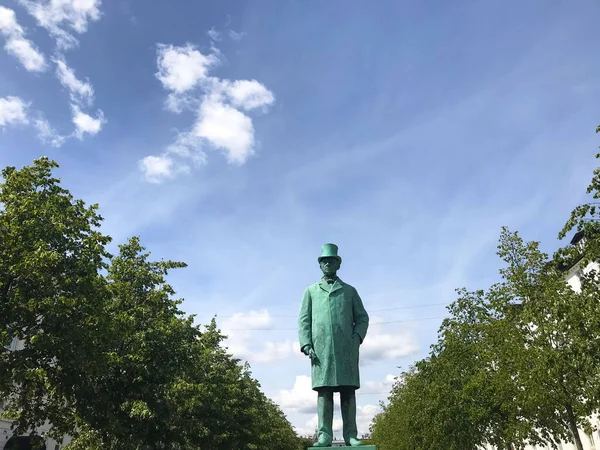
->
xmin=310 ymin=446 xmax=376 ymax=449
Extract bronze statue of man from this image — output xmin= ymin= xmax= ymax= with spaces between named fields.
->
xmin=298 ymin=244 xmax=369 ymax=447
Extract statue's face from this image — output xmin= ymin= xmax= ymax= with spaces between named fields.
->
xmin=319 ymin=257 xmax=341 ymax=277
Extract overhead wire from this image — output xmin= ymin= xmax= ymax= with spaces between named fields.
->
xmin=211 ymin=302 xmax=450 ymax=320
xmin=225 ymin=316 xmax=446 ymax=330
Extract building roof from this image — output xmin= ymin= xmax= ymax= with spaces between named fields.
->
xmin=570 ymin=230 xmax=585 ymax=245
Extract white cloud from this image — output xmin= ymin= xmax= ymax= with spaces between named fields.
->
xmin=156 ymin=43 xmax=219 ymax=93
xmin=224 ymin=79 xmax=275 ymax=111
xmin=139 ymin=155 xmax=176 ymax=183
xmin=5 ymin=37 xmax=47 ymax=71
xmin=299 ymin=404 xmax=381 ymax=437
xmin=360 ymin=317 xmax=420 ymax=363
xmin=363 ymin=374 xmax=397 ymax=393
xmin=220 ymin=310 xmax=301 ymax=364
xmin=139 ymin=133 xmax=202 ymax=184
xmin=53 ymin=54 xmax=103 ymax=143
xmin=164 ymin=92 xmax=200 ymax=114
xmin=356 ymin=404 xmax=381 ymax=437
xmin=0 ymin=97 xmax=70 ymax=147
xmin=71 ymin=105 xmax=104 ymax=138
xmin=276 ymin=375 xmax=316 ymax=414
xmin=278 ymin=374 xmax=388 ymax=436
xmin=0 ymin=5 xmax=105 ymax=145
xmin=302 ymin=415 xmax=343 ymax=438
xmin=142 ymin=41 xmax=275 ymax=179
xmin=222 ymin=309 xmax=272 ymax=331
xmin=18 ymin=0 xmax=102 ymax=49
xmin=221 ymin=309 xmax=272 ymax=358
xmin=0 ymin=6 xmax=47 ymax=72
xmin=0 ymin=96 xmax=29 ymax=127
xmin=248 ymin=340 xmax=298 ymax=364
xmin=34 ymin=117 xmax=66 ymax=146
xmin=193 ymin=97 xmax=255 ymax=164
xmin=166 ymin=131 xmax=207 ymax=165
xmin=0 ymin=7 xmax=21 ymax=34
xmin=55 ymin=58 xmax=94 ymax=105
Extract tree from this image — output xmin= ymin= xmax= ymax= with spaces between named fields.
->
xmin=371 ymin=228 xmax=600 ymax=450
xmin=439 ymin=286 xmax=541 ymax=450
xmin=163 ymin=320 xmax=303 ymax=450
xmin=1 ymin=158 xmax=302 ymax=449
xmin=0 ymin=157 xmax=111 ymax=437
xmin=370 ymin=291 xmax=490 ymax=450
xmin=66 ymin=239 xmax=302 ymax=450
xmin=492 ymin=227 xmax=600 ymax=450
xmin=65 ymin=236 xmax=198 ymax=449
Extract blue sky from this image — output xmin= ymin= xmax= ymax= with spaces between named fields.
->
xmin=1 ymin=0 xmax=600 ymax=437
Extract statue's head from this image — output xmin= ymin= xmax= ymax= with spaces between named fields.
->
xmin=318 ymin=243 xmax=342 ymax=277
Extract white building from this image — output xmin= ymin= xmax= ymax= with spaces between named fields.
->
xmin=0 ymin=338 xmax=71 ymax=450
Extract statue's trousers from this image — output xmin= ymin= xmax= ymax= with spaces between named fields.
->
xmin=317 ymin=389 xmax=358 ymax=444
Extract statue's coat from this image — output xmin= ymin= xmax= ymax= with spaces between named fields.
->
xmin=298 ymin=278 xmax=369 ymax=390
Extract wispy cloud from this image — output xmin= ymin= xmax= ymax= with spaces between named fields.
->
xmin=17 ymin=0 xmax=102 ymax=50
xmin=54 ymin=57 xmax=94 ymax=105
xmin=34 ymin=116 xmax=66 ymax=146
xmin=207 ymin=27 xmax=221 ymax=42
xmin=0 ymin=1 xmax=105 ymax=146
xmin=228 ymin=29 xmax=245 ymax=41
xmin=0 ymin=6 xmax=47 ymax=72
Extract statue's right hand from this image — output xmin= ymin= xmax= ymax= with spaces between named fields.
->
xmin=302 ymin=346 xmax=317 ymax=360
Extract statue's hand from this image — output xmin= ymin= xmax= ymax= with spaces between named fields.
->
xmin=303 ymin=346 xmax=318 ymax=361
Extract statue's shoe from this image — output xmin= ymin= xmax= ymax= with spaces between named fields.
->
xmin=345 ymin=437 xmax=364 ymax=446
xmin=312 ymin=437 xmax=333 ymax=447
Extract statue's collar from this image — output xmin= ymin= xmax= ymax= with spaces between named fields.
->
xmin=321 ymin=275 xmax=339 ymax=284
xmin=319 ymin=277 xmax=344 ymax=292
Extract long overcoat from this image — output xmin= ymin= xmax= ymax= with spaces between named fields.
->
xmin=298 ymin=278 xmax=369 ymax=391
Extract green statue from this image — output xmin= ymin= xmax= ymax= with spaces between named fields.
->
xmin=298 ymin=244 xmax=370 ymax=447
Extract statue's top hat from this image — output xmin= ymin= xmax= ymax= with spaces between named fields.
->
xmin=318 ymin=243 xmax=342 ymax=263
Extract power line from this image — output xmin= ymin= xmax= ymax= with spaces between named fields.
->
xmin=355 ymin=392 xmax=391 ymax=396
xmin=371 ymin=302 xmax=449 ymax=312
xmin=225 ymin=316 xmax=445 ymax=331
xmin=211 ymin=302 xmax=450 ymax=319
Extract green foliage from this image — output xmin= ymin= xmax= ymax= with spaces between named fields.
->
xmin=296 ymin=436 xmax=315 ymax=449
xmin=1 ymin=158 xmax=301 ymax=449
xmin=371 ymin=285 xmax=536 ymax=450
xmin=0 ymin=157 xmax=112 ymax=436
xmin=559 ymin=124 xmax=600 ymax=262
